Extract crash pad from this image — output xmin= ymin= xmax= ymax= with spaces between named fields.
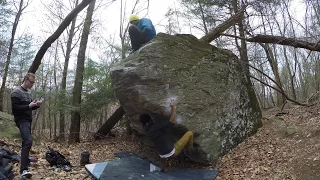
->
xmin=85 ymin=152 xmax=219 ymax=180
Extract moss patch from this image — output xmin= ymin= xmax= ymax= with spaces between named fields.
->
xmin=0 ymin=117 xmax=20 ymax=139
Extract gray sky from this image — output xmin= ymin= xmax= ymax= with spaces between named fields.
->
xmin=15 ymin=0 xmax=178 ymax=65
xmin=17 ymin=0 xmax=176 ymax=41
xmin=14 ymin=0 xmax=306 ymax=67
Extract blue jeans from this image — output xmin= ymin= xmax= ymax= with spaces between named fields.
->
xmin=17 ymin=121 xmax=32 ymax=174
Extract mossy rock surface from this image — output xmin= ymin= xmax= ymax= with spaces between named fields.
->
xmin=0 ymin=112 xmax=19 ymax=139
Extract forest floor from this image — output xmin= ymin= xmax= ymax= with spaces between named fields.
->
xmin=2 ymin=103 xmax=320 ymax=180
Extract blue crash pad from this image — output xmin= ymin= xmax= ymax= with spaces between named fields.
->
xmin=85 ymin=152 xmax=219 ymax=180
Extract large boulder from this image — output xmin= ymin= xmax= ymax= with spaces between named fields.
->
xmin=110 ymin=33 xmax=262 ymax=163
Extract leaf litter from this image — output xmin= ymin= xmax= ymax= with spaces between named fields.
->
xmin=2 ymin=104 xmax=320 ymax=179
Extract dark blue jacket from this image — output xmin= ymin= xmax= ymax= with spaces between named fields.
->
xmin=136 ymin=18 xmax=156 ymax=41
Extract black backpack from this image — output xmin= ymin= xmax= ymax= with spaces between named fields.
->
xmin=0 ymin=147 xmax=16 ymax=180
xmin=45 ymin=146 xmax=71 ymax=167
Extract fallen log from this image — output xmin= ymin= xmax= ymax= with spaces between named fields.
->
xmin=93 ymin=106 xmax=125 ymax=140
xmin=200 ymin=7 xmax=244 ymax=43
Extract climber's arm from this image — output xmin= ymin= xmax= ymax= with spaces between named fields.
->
xmin=169 ymin=99 xmax=177 ymax=123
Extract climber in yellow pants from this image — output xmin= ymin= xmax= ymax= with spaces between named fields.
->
xmin=173 ymin=131 xmax=194 ymax=156
xmin=140 ymin=99 xmax=195 ymax=159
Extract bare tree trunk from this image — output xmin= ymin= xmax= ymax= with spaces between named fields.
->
xmin=260 ymin=64 xmax=266 ymax=108
xmin=298 ymin=63 xmax=307 ymax=100
xmin=28 ymin=0 xmax=94 ymax=73
xmin=32 ymin=108 xmax=41 ymax=133
xmin=268 ymin=86 xmax=275 ymax=107
xmin=49 ymin=76 xmax=52 ymax=139
xmin=253 ymin=59 xmax=266 ymax=109
xmin=0 ymin=0 xmax=25 ymax=111
xmin=69 ymin=0 xmax=96 ymax=144
xmin=6 ymin=89 xmax=11 ymax=113
xmin=232 ymin=0 xmax=249 ymax=75
xmin=40 ymin=66 xmax=49 ymax=130
xmin=316 ymin=58 xmax=320 ymax=91
xmin=53 ymin=110 xmax=57 ymax=139
xmin=53 ymin=41 xmax=58 ymax=139
xmin=119 ymin=0 xmax=126 ymax=60
xmin=119 ymin=0 xmax=139 ymax=59
xmin=246 ymin=9 xmax=285 ymax=106
xmin=41 ymin=101 xmax=46 ymax=130
xmin=284 ymin=1 xmax=297 ymax=100
xmin=262 ymin=43 xmax=285 ymax=105
xmin=197 ymin=0 xmax=208 ymax=35
xmin=59 ymin=0 xmax=79 ymax=140
xmin=40 ymin=66 xmax=45 ymax=130
xmin=283 ymin=47 xmax=297 ymax=100
xmin=248 ymin=63 xmax=308 ymax=106
xmin=232 ymin=0 xmax=261 ymax=116
xmin=119 ymin=0 xmax=140 ymax=133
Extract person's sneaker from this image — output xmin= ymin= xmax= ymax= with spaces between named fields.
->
xmin=63 ymin=165 xmax=72 ymax=172
xmin=21 ymin=170 xmax=32 ymax=178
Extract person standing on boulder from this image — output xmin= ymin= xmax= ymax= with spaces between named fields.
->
xmin=128 ymin=14 xmax=156 ymax=52
xmin=11 ymin=73 xmax=42 ymax=178
xmin=140 ymin=99 xmax=196 ymax=159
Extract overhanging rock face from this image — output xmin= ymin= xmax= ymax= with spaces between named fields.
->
xmin=110 ymin=33 xmax=262 ymax=163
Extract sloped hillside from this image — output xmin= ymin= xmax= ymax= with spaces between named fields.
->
xmin=2 ymin=104 xmax=320 ymax=179
xmin=0 ymin=111 xmax=19 ymax=139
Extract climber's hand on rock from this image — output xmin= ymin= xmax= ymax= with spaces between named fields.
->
xmin=170 ymin=98 xmax=177 ymax=107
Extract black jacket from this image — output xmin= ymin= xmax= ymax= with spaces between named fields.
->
xmin=11 ymin=86 xmax=38 ymax=124
xmin=144 ymin=120 xmax=175 ymax=155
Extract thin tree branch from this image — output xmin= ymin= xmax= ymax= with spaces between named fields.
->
xmin=250 ymin=75 xmax=307 ymax=106
xmin=243 ymin=59 xmax=309 ymax=106
xmin=28 ymin=0 xmax=94 ymax=73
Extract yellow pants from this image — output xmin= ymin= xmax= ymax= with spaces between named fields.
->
xmin=173 ymin=131 xmax=193 ymax=156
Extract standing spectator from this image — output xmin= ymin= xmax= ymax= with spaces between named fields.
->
xmin=11 ymin=73 xmax=42 ymax=178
